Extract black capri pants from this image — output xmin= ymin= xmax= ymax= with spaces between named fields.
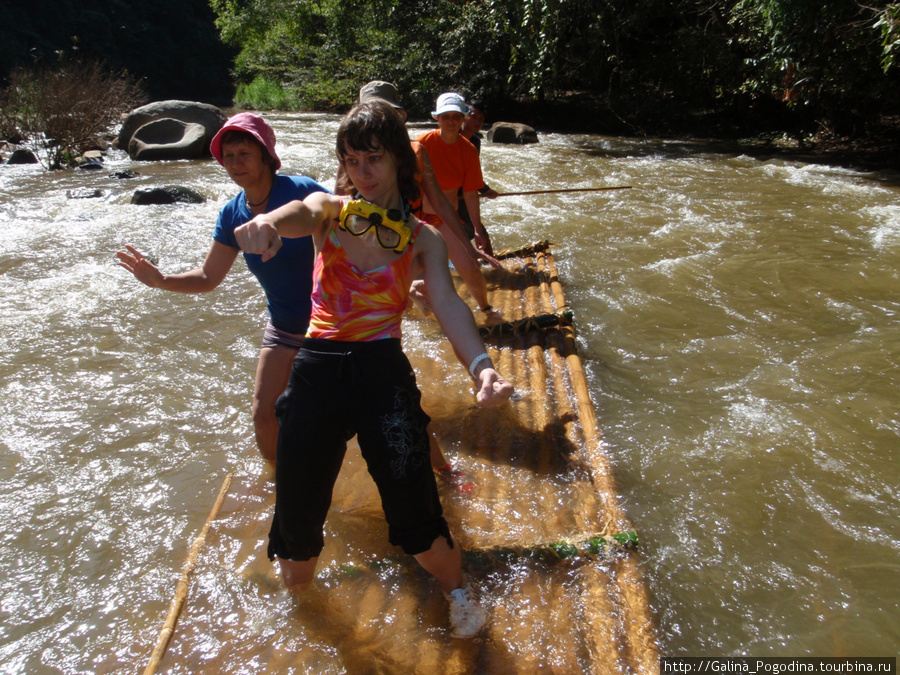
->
xmin=267 ymin=337 xmax=451 ymax=562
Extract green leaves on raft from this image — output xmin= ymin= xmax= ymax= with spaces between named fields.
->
xmin=464 ymin=531 xmax=640 ymax=568
xmin=316 ymin=532 xmax=640 ymax=583
xmin=547 ymin=531 xmax=639 ymax=559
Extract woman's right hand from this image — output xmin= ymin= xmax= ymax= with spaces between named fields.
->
xmin=234 ymin=216 xmax=282 ymax=261
xmin=116 ymin=245 xmax=165 ymax=288
xmin=475 ymin=368 xmax=514 ymax=408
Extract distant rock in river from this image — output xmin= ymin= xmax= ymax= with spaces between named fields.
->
xmin=6 ymin=149 xmax=39 ymax=164
xmin=130 ymin=185 xmax=206 ymax=205
xmin=487 ymin=122 xmax=539 ymax=145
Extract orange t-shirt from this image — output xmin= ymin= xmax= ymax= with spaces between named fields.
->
xmin=415 ymin=129 xmax=484 ymax=194
xmin=409 ymin=140 xmax=426 ymax=217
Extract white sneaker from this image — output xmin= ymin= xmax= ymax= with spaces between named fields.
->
xmin=445 ymin=585 xmax=488 ymax=638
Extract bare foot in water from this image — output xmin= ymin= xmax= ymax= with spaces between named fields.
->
xmin=478 ymin=304 xmax=503 ymax=324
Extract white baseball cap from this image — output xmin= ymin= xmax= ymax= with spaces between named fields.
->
xmin=431 ymin=92 xmax=469 ymax=118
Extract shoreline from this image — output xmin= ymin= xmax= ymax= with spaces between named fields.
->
xmin=486 ymin=95 xmax=900 ymax=175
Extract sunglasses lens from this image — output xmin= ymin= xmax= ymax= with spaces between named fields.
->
xmin=344 ymin=214 xmax=370 ymax=235
xmin=340 ymin=203 xmax=405 ymax=251
xmin=375 ymin=225 xmax=400 ymax=249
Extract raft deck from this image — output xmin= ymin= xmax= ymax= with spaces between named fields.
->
xmin=148 ymin=242 xmax=658 ymax=674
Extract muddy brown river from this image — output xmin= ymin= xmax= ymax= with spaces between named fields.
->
xmin=1 ymin=112 xmax=898 ymax=672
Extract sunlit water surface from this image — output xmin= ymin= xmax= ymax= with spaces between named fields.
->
xmin=1 ymin=112 xmax=898 ymax=672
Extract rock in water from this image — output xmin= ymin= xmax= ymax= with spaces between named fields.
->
xmin=128 ymin=119 xmax=208 ymax=161
xmin=131 ymin=185 xmax=206 ymax=205
xmin=487 ymin=122 xmax=539 ymax=145
xmin=117 ymin=100 xmax=227 ymax=158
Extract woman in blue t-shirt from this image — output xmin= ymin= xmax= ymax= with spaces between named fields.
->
xmin=117 ymin=113 xmax=328 ymax=465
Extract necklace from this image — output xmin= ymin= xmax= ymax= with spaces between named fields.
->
xmin=245 ymin=185 xmax=273 ymax=208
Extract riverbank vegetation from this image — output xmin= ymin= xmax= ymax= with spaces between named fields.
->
xmin=3 ymin=1 xmax=900 ymax=168
xmin=210 ymin=2 xmax=900 ymax=134
xmin=0 ymin=61 xmax=144 ymax=169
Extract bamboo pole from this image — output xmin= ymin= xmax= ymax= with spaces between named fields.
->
xmin=486 ymin=276 xmax=516 ymax=531
xmin=541 ymin=248 xmax=660 ymax=670
xmin=492 ymin=186 xmax=632 ymax=198
xmin=143 ymin=471 xmax=234 ymax=675
xmin=536 ymin=247 xmax=602 ymax=535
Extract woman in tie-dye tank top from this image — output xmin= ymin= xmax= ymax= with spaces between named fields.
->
xmin=233 ymin=101 xmax=513 ymax=638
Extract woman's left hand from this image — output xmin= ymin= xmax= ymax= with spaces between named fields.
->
xmin=473 ymin=229 xmax=496 ymax=261
xmin=475 ymin=369 xmax=514 ymax=407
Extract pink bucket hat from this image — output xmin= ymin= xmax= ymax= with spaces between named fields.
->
xmin=210 ymin=112 xmax=281 ymax=171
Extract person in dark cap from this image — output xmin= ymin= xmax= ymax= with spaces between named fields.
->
xmin=458 ymin=99 xmax=498 ymax=254
xmin=358 ymin=80 xmax=407 ymax=118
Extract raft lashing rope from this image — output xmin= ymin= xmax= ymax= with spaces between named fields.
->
xmin=478 ymin=309 xmax=574 ymax=338
xmin=494 ymin=239 xmax=553 ymax=260
xmin=316 ymin=531 xmax=639 ymax=584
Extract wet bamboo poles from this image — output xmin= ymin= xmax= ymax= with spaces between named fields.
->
xmin=480 ymin=242 xmax=659 ymax=673
xmin=537 ymin=244 xmax=658 ymax=672
xmin=144 ymin=471 xmax=234 ymax=675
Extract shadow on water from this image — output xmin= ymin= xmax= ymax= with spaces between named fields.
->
xmin=429 ymin=406 xmax=583 ymax=478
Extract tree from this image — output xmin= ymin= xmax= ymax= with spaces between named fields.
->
xmin=727 ymin=0 xmax=900 ymax=134
xmin=0 ymin=59 xmax=145 ymax=169
xmin=206 ymin=0 xmax=900 ymax=138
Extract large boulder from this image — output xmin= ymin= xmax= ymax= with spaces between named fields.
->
xmin=128 ymin=118 xmax=208 ymax=161
xmin=486 ymin=122 xmax=539 ymax=145
xmin=117 ymin=100 xmax=227 ymax=158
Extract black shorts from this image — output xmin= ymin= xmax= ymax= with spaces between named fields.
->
xmin=267 ymin=337 xmax=450 ymax=562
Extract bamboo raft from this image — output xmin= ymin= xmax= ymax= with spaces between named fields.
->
xmin=145 ymin=241 xmax=658 ymax=674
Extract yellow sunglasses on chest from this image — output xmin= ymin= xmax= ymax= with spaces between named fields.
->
xmin=339 ymin=199 xmax=413 ymax=254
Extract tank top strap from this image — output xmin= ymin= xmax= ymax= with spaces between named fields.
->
xmin=408 ymin=219 xmax=426 ymax=247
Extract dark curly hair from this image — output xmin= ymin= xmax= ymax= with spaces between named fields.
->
xmin=335 ymin=101 xmax=420 ymax=204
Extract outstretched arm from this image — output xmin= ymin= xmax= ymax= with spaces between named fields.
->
xmin=420 ymin=150 xmax=502 ymax=269
xmin=463 ymin=189 xmax=494 ymax=257
xmin=416 ymin=227 xmax=513 ymax=407
xmin=116 ymin=242 xmax=238 ymax=293
xmin=234 ymin=192 xmax=342 ymax=261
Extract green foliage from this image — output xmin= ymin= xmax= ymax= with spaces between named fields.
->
xmin=294 ymin=75 xmax=359 ymax=111
xmin=727 ymin=0 xmax=900 ymax=134
xmin=207 ymin=0 xmax=900 ymax=136
xmin=234 ymin=76 xmax=300 ymax=110
xmin=4 ymin=1 xmax=898 ymax=136
xmin=875 ymin=3 xmax=900 ymax=72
